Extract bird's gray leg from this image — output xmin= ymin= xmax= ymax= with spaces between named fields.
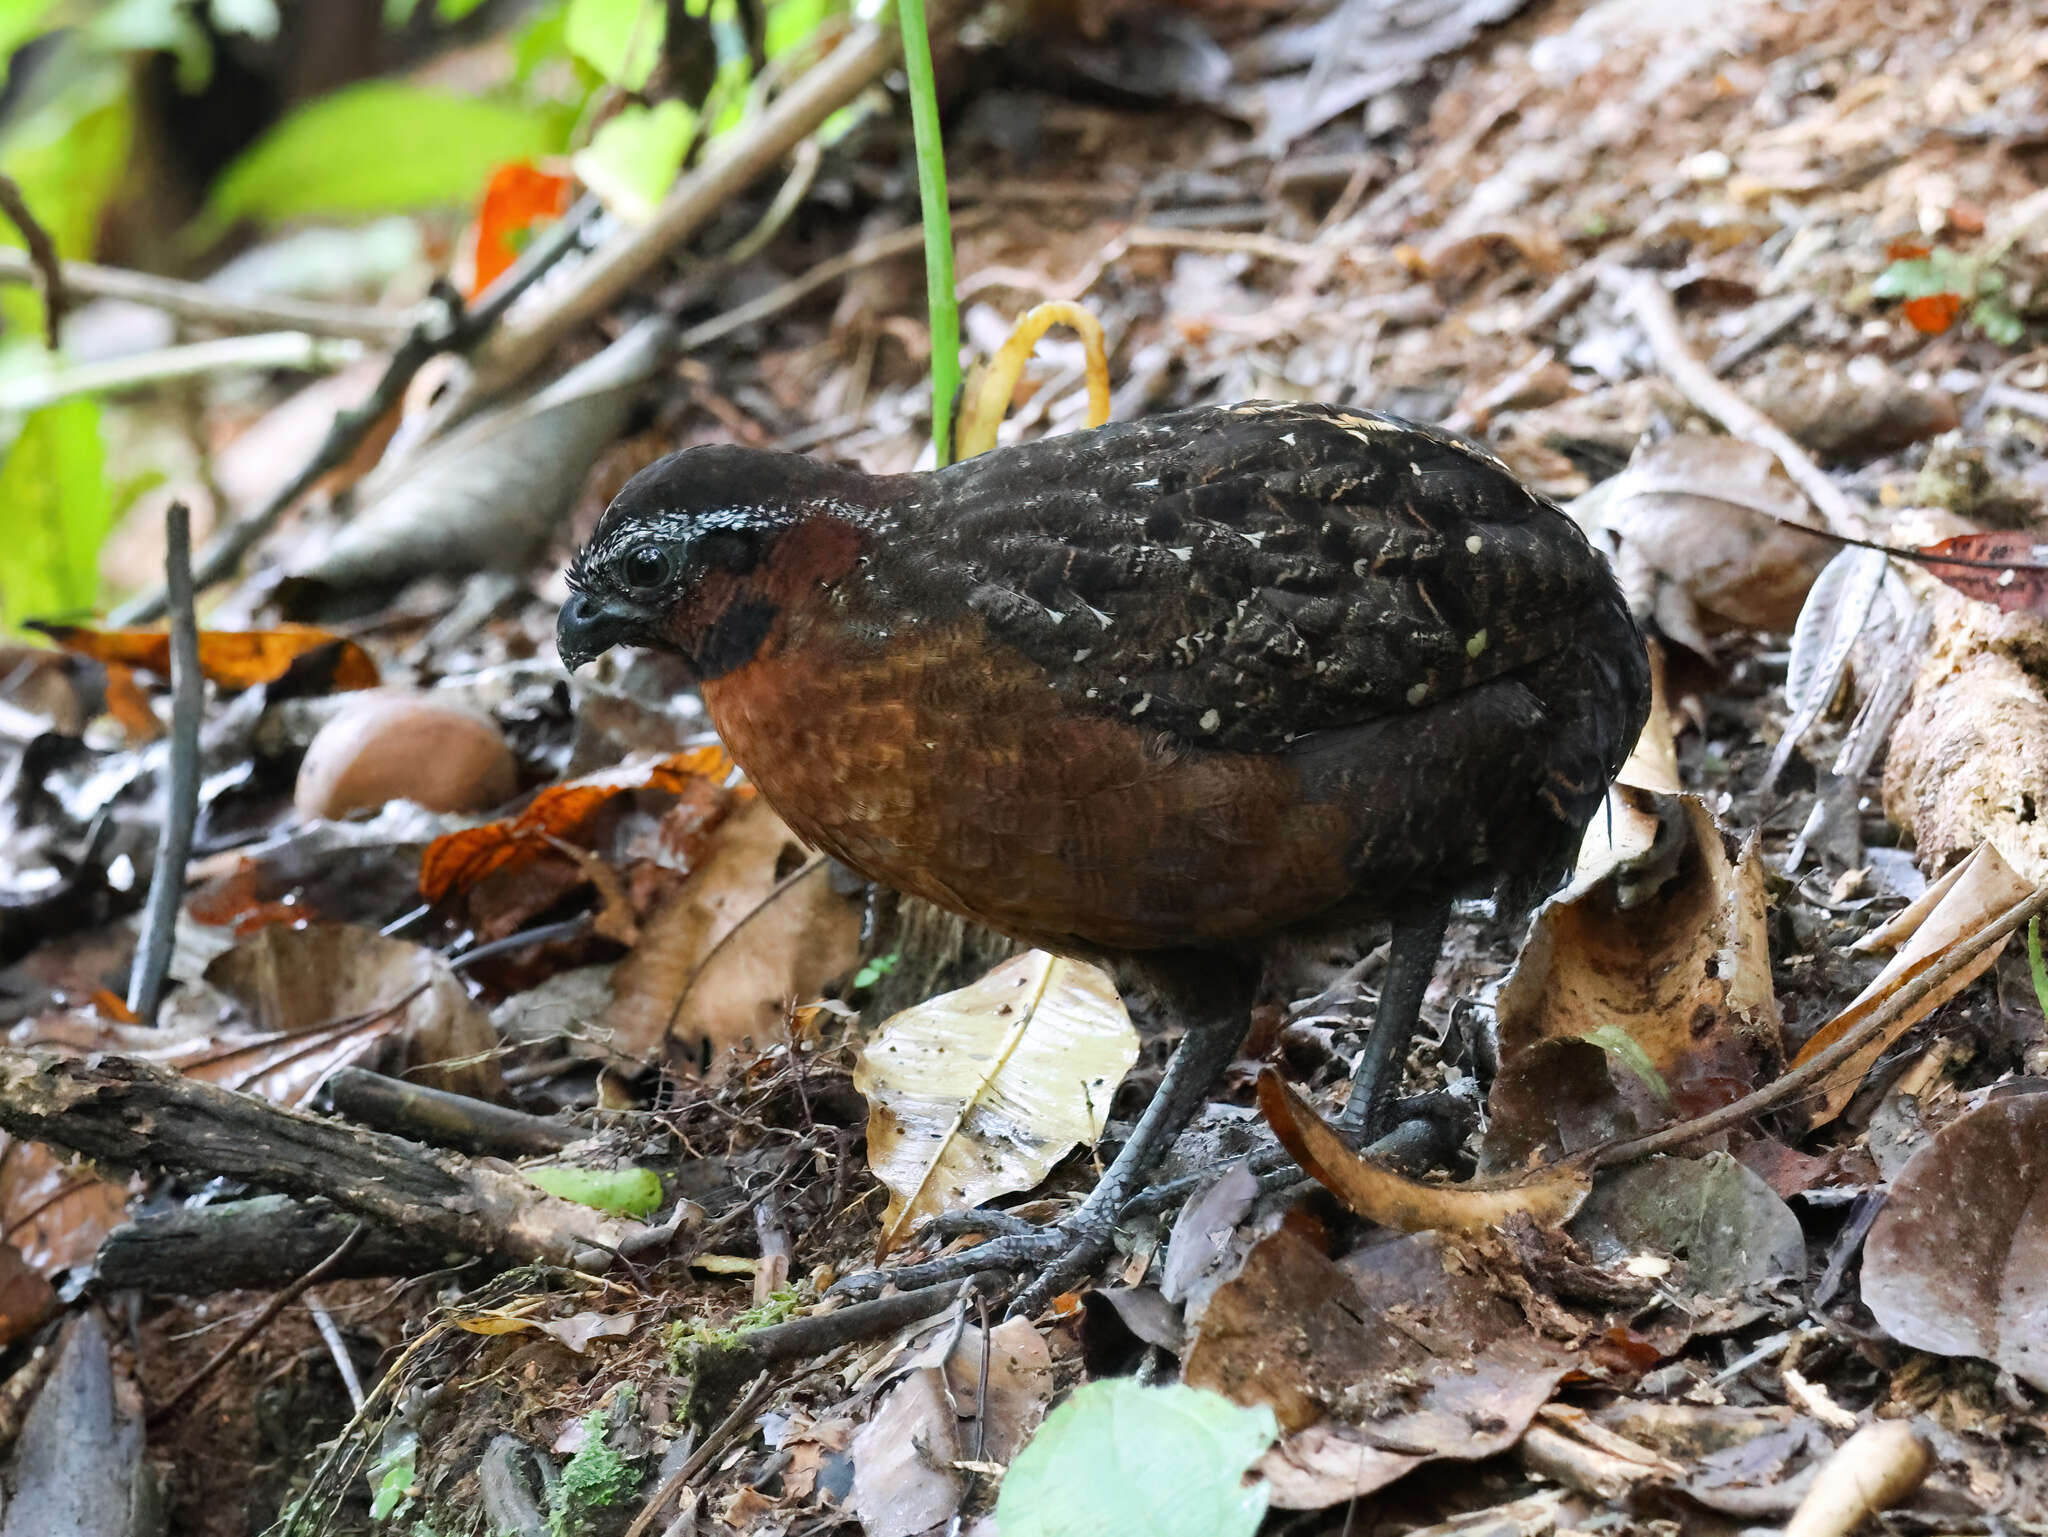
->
xmin=1335 ymin=900 xmax=1451 ymax=1141
xmin=828 ymin=1010 xmax=1249 ymax=1311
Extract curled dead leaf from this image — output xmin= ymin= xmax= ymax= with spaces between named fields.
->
xmin=419 ymin=745 xmax=736 ymax=904
xmin=1793 ymin=841 xmax=2031 ymax=1124
xmin=30 ymin=622 xmax=379 ymax=693
xmin=856 ymin=951 xmax=1137 ymax=1256
xmin=1256 ymin=1068 xmax=1590 ymax=1234
xmin=1488 ymin=797 xmax=1780 ymax=1166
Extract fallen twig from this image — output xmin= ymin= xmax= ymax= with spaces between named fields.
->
xmin=624 ymin=1371 xmax=778 ymax=1537
xmin=0 ymin=330 xmax=363 ymax=414
xmin=109 ymin=195 xmax=600 ymax=625
xmin=0 ymin=172 xmax=66 ymax=350
xmin=326 ymin=1066 xmax=579 ymax=1158
xmin=1612 ymin=268 xmax=1874 ymax=540
xmin=0 ymin=247 xmax=411 ymax=344
xmin=147 ymin=1221 xmax=366 ymax=1425
xmin=125 ymin=502 xmax=200 ymax=1025
xmin=1591 ymin=878 xmax=2048 ymax=1167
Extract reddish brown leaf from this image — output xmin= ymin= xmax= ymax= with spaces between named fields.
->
xmin=100 ymin=663 xmax=160 ymax=742
xmin=1916 ymin=530 xmax=2048 ymax=614
xmin=418 ymin=745 xmax=737 ymax=904
xmin=1901 ymin=291 xmax=1962 ymax=334
xmin=31 ymin=622 xmax=380 ymax=692
xmin=1884 ymin=240 xmax=1932 ymax=261
xmin=465 ymin=160 xmax=572 ymax=298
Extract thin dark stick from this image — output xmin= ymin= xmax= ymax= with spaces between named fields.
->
xmin=109 ymin=195 xmax=600 ymax=625
xmin=972 ymin=1289 xmax=991 ymax=1463
xmin=126 ymin=501 xmax=200 ymax=1024
xmin=0 ymin=172 xmax=66 ymax=350
xmin=146 ymin=1221 xmax=366 ymax=1425
xmin=623 ymin=1371 xmax=777 ymax=1537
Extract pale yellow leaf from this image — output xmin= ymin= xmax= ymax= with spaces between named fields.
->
xmin=855 ymin=951 xmax=1138 ymax=1256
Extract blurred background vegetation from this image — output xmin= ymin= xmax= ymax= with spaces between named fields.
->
xmin=0 ymin=0 xmax=853 ymax=634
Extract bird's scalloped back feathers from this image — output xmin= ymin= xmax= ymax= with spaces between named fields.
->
xmin=868 ymin=401 xmax=1636 ymax=759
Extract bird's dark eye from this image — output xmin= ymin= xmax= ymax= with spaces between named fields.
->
xmin=620 ymin=544 xmax=671 ymax=591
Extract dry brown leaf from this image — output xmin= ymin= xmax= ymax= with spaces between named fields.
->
xmin=1487 ymin=797 xmax=1781 ymax=1166
xmin=603 ymin=795 xmax=861 ymax=1065
xmin=1793 ymin=841 xmax=2031 ymax=1125
xmin=855 ymin=951 xmax=1137 ymax=1256
xmin=1599 ymin=436 xmax=1832 ymax=652
xmin=1862 ymin=1090 xmax=2048 ymax=1389
xmin=30 ymin=621 xmax=379 ymax=692
xmin=1185 ymin=1226 xmax=1578 ymax=1508
xmin=201 ymin=923 xmax=503 ymax=1103
xmin=1257 ymin=1069 xmax=1590 ymax=1233
xmin=419 ymin=745 xmax=736 ymax=904
xmin=0 ymin=1136 xmax=132 ymax=1275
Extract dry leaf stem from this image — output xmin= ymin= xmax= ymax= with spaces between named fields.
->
xmin=0 ymin=172 xmax=67 ymax=349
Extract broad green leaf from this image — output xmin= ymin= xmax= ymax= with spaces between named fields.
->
xmin=571 ymin=100 xmax=694 ymax=222
xmin=765 ymin=0 xmax=844 ymax=57
xmin=525 ymin=1164 xmax=664 ymax=1217
xmin=565 ymin=0 xmax=665 ymax=89
xmin=0 ymin=52 xmax=132 ymax=338
xmin=995 ymin=1381 xmax=1276 ymax=1537
xmin=200 ymin=82 xmax=564 ymax=233
xmin=437 ymin=0 xmax=492 ymax=17
xmin=0 ymin=400 xmax=113 ymax=633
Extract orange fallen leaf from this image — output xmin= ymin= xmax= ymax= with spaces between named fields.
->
xmin=466 ymin=160 xmax=573 ymax=298
xmin=31 ymin=622 xmax=379 ymax=692
xmin=1257 ymin=1067 xmax=1590 ymax=1233
xmin=1915 ymin=529 xmax=2048 ymax=615
xmin=1901 ymin=292 xmax=1962 ymax=334
xmin=419 ymin=745 xmax=738 ymax=904
xmin=101 ymin=663 xmax=161 ymax=742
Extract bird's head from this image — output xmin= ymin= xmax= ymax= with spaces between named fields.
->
xmin=558 ymin=445 xmax=875 ymax=679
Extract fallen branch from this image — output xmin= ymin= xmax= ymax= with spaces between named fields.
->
xmin=326 ymin=1066 xmax=579 ymax=1158
xmin=1612 ymin=268 xmax=1874 ymax=541
xmin=95 ymin=1196 xmax=457 ymax=1294
xmin=124 ymin=502 xmax=199 ymax=1026
xmin=0 ymin=247 xmax=411 ymax=344
xmin=0 ymin=1049 xmax=646 ymax=1267
xmin=475 ymin=15 xmax=935 ymax=392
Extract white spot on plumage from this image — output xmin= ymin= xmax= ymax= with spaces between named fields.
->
xmin=1465 ymin=534 xmax=1483 ymax=554
xmin=1131 ymin=694 xmax=1152 ymax=716
xmin=1199 ymin=708 xmax=1220 ymax=732
xmin=1467 ymin=629 xmax=1489 ymax=657
xmin=1406 ymin=682 xmax=1428 ymax=706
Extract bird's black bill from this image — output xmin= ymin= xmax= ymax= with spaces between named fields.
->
xmin=557 ymin=593 xmax=647 ymax=671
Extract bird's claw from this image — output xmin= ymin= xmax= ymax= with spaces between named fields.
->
xmin=829 ymin=1210 xmax=1118 ymax=1315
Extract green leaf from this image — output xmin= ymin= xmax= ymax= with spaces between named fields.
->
xmin=565 ymin=0 xmax=665 ymax=90
xmin=571 ymin=100 xmax=693 ymax=221
xmin=0 ymin=0 xmax=63 ymax=69
xmin=764 ymin=0 xmax=843 ymax=57
xmin=1972 ymin=295 xmax=2024 ymax=347
xmin=2028 ymin=916 xmax=2048 ymax=1022
xmin=525 ymin=1164 xmax=664 ymax=1217
xmin=1583 ymin=1023 xmax=1671 ymax=1103
xmin=437 ymin=0 xmax=492 ymax=17
xmin=995 ymin=1381 xmax=1276 ymax=1537
xmin=199 ymin=81 xmax=564 ymax=234
xmin=0 ymin=400 xmax=114 ymax=634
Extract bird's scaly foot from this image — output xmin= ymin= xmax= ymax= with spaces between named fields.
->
xmin=829 ymin=1200 xmax=1123 ymax=1317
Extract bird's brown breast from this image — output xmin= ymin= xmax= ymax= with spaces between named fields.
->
xmin=699 ymin=622 xmax=1361 ymax=954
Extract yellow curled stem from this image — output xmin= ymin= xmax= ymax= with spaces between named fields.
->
xmin=954 ymin=300 xmax=1111 ymax=459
